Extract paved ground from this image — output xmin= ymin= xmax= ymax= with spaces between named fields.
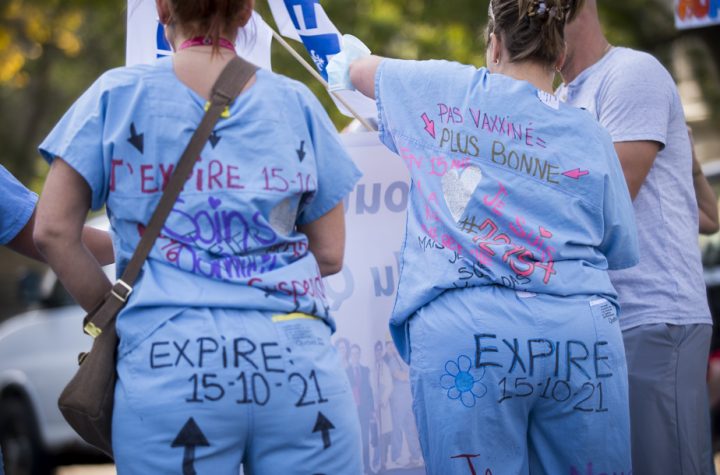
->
xmin=51 ymin=455 xmax=720 ymax=474
xmin=55 ymin=467 xmax=115 ymax=475
xmin=53 ymin=465 xmax=425 ymax=474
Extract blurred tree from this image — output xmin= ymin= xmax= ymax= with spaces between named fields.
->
xmin=0 ymin=0 xmax=125 ymax=186
xmin=0 ymin=0 xmax=718 ymax=186
xmin=254 ymin=0 xmax=492 ymax=129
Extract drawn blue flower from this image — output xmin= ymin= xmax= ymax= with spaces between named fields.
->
xmin=440 ymin=355 xmax=487 ymax=408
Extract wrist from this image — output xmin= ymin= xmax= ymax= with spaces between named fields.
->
xmin=327 ymin=34 xmax=371 ymax=92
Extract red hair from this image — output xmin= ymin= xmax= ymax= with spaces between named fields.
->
xmin=167 ymin=0 xmax=253 ymax=53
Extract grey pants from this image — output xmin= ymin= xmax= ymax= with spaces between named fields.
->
xmin=623 ymin=323 xmax=715 ymax=475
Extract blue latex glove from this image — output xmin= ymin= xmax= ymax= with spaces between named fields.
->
xmin=327 ymin=34 xmax=372 ymax=92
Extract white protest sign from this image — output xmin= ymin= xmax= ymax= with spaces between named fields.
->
xmin=675 ymin=0 xmax=720 ymax=29
xmin=331 ymin=132 xmax=424 ymax=472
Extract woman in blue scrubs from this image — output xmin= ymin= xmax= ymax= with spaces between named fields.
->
xmin=334 ymin=0 xmax=639 ymax=473
xmin=33 ymin=0 xmax=362 ymax=473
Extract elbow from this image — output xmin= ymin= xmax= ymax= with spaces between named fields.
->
xmin=33 ymin=221 xmax=72 ymax=257
xmin=319 ymin=258 xmax=343 ymax=277
xmin=699 ymin=210 xmax=720 ymax=235
xmin=316 ymin=252 xmax=344 ymax=277
xmin=702 ymin=220 xmax=720 ymax=236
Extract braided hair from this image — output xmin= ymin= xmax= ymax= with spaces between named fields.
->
xmin=487 ymin=0 xmax=585 ymax=66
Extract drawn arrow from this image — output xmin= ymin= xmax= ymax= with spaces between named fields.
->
xmin=312 ymin=412 xmax=335 ymax=450
xmin=209 ymin=131 xmax=222 ymax=149
xmin=297 ymin=140 xmax=306 ymax=162
xmin=562 ymin=168 xmax=589 ymax=180
xmin=421 ymin=113 xmax=436 ymax=139
xmin=171 ymin=417 xmax=210 ymax=475
xmin=127 ymin=123 xmax=144 ymax=154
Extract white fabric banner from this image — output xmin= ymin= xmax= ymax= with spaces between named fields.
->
xmin=675 ymin=0 xmax=720 ymax=29
xmin=126 ymin=0 xmax=273 ymax=70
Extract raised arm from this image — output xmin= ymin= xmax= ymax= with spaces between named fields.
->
xmin=349 ymin=55 xmax=384 ymax=99
xmin=33 ymin=158 xmax=112 ymax=311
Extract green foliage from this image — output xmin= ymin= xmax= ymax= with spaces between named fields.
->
xmin=0 ymin=0 xmax=717 ymax=186
xmin=0 ymin=0 xmax=125 ymax=188
xmin=255 ymin=0 xmax=491 ymax=128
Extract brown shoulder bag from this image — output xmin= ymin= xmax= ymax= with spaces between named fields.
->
xmin=57 ymin=57 xmax=258 ymax=457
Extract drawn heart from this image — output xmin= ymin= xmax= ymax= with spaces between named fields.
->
xmin=441 ymin=165 xmax=483 ymax=221
xmin=208 ymin=197 xmax=222 ymax=209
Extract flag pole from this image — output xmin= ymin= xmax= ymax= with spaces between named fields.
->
xmin=269 ymin=29 xmax=376 ymax=131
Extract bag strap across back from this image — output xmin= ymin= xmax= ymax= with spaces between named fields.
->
xmin=99 ymin=57 xmax=257 ymax=315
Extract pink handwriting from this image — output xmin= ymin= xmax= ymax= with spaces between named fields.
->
xmin=468 ymin=108 xmax=547 ymax=148
xmin=248 ymin=273 xmax=326 ymax=306
xmin=422 ymin=113 xmax=437 ymax=138
xmin=438 ymin=103 xmax=464 ymax=124
xmin=483 ymin=182 xmax=508 ymax=216
xmin=110 ymin=157 xmax=245 ymax=194
xmin=458 ymin=216 xmax=557 ymax=285
xmin=400 ymin=148 xmax=470 ymax=177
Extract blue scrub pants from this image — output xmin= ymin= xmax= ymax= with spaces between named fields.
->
xmin=112 ymin=308 xmax=362 ymax=475
xmin=408 ymin=286 xmax=632 ymax=475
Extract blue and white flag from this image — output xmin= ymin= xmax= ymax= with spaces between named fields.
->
xmin=268 ymin=0 xmax=377 ymax=118
xmin=268 ymin=0 xmax=341 ymax=79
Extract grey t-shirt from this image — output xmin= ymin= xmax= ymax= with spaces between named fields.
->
xmin=558 ymin=47 xmax=711 ymax=330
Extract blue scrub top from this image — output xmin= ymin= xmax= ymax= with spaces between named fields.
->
xmin=0 ymin=165 xmax=37 ymax=245
xmin=374 ymin=59 xmax=639 ymax=360
xmin=39 ymin=58 xmax=361 ymax=355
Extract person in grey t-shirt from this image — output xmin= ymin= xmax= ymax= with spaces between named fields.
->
xmin=559 ymin=2 xmax=716 ymax=474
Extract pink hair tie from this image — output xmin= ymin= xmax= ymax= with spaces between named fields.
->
xmin=177 ymin=36 xmax=236 ymax=52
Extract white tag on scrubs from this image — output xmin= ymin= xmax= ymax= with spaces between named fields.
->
xmin=537 ymin=90 xmax=560 ymax=110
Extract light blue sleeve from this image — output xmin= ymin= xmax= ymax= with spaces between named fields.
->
xmin=597 ymin=52 xmax=672 ymax=148
xmin=374 ymin=59 xmax=474 ymax=155
xmin=295 ymin=85 xmax=362 ymax=225
xmin=599 ymin=136 xmax=639 ymax=270
xmin=374 ymin=59 xmax=400 ymax=154
xmin=38 ymin=76 xmax=109 ymax=211
xmin=0 ymin=165 xmax=37 ymax=245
